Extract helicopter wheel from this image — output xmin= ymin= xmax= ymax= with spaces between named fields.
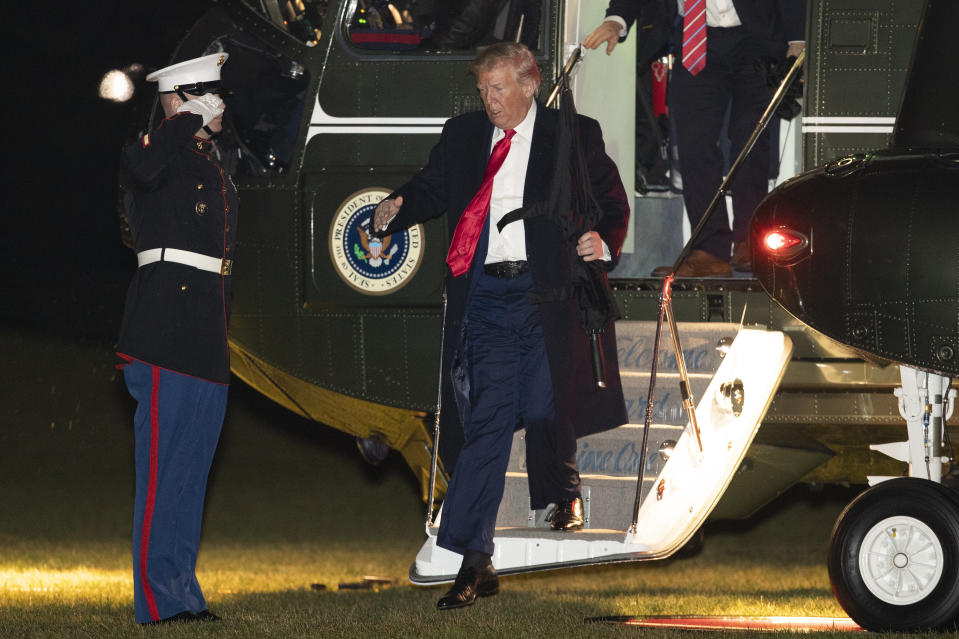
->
xmin=827 ymin=478 xmax=959 ymax=632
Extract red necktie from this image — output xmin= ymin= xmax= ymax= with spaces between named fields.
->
xmin=445 ymin=129 xmax=516 ymax=277
xmin=682 ymin=0 xmax=707 ymax=76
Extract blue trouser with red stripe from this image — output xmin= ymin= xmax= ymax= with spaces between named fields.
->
xmin=123 ymin=359 xmax=227 ymax=623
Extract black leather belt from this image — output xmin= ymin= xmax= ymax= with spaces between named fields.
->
xmin=483 ymin=260 xmax=528 ymax=279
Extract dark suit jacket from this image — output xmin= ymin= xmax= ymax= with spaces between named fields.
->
xmin=383 ymin=102 xmax=630 ymax=470
xmin=607 ymin=0 xmax=806 ymax=57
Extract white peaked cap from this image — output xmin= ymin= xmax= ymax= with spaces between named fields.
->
xmin=146 ymin=53 xmax=229 ymax=92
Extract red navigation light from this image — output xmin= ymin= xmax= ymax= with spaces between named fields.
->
xmin=760 ymin=227 xmax=810 ymax=265
xmin=764 ymin=230 xmax=803 ymax=252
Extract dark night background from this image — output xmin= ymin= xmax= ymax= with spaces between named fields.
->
xmin=3 ymin=1 xmax=215 ymax=343
xmin=0 ymin=1 xmax=422 ymax=551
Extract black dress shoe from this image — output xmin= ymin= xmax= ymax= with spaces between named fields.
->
xmin=436 ymin=563 xmax=499 ymax=610
xmin=142 ymin=611 xmax=198 ymax=625
xmin=141 ymin=609 xmax=220 ymax=625
xmin=548 ymin=497 xmax=584 ymax=531
xmin=194 ymin=610 xmax=220 ymax=621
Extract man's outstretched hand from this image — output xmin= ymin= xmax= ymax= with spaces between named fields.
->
xmin=373 ymin=196 xmax=403 ymax=233
xmin=582 ymin=20 xmax=623 ymax=55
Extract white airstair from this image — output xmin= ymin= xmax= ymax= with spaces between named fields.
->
xmin=410 ymin=322 xmax=793 ymax=583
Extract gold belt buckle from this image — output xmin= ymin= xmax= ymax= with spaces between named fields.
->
xmin=220 ymin=259 xmax=233 ymax=276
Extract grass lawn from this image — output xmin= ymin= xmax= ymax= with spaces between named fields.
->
xmin=0 ymin=328 xmax=940 ymax=637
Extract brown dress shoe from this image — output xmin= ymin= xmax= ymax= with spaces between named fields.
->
xmin=731 ymin=241 xmax=751 ymax=272
xmin=651 ymin=249 xmax=732 ymax=278
xmin=548 ymin=497 xmax=585 ymax=531
xmin=436 ymin=564 xmax=499 ymax=610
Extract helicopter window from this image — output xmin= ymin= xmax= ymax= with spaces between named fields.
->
xmin=346 ymin=0 xmax=544 ymax=53
xmin=211 ymin=36 xmax=310 ymax=177
xmin=245 ymin=0 xmax=329 ymax=45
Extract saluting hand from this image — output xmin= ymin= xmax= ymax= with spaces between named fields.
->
xmin=582 ymin=20 xmax=623 ymax=55
xmin=373 ymin=196 xmax=403 ymax=233
xmin=176 ymin=94 xmax=225 ymax=127
xmin=577 ymin=231 xmax=604 ymax=262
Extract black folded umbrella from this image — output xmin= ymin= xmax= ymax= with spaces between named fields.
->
xmin=498 ymin=49 xmax=619 ymax=387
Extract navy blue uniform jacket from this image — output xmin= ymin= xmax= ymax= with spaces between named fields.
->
xmin=117 ymin=112 xmax=239 ymax=384
xmin=383 ymin=104 xmax=631 ymax=469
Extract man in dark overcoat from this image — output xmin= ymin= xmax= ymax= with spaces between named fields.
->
xmin=116 ymin=52 xmax=238 ymax=625
xmin=373 ymin=42 xmax=630 ymax=609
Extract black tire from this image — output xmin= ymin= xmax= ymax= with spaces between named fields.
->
xmin=827 ymin=478 xmax=959 ymax=632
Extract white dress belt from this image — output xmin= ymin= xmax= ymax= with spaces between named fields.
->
xmin=137 ymin=248 xmax=233 ymax=275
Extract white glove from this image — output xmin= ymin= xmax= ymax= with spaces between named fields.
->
xmin=176 ymin=93 xmax=224 ymax=127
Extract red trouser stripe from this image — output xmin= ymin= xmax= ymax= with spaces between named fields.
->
xmin=140 ymin=365 xmax=161 ymax=621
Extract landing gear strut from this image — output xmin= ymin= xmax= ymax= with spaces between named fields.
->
xmin=828 ymin=366 xmax=959 ymax=631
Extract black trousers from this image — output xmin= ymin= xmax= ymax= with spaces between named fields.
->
xmin=437 ymin=270 xmax=580 ymax=556
xmin=670 ymin=25 xmax=775 ymax=259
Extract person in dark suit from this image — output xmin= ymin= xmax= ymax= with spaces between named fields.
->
xmin=372 ymin=41 xmax=629 ymax=609
xmin=585 ymin=0 xmax=805 ymax=275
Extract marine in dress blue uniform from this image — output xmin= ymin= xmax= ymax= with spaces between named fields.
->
xmin=116 ymin=53 xmax=239 ymax=625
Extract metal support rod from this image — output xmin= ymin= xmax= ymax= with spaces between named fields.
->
xmin=665 ymin=295 xmax=703 ymax=453
xmin=629 ymin=276 xmax=671 ymax=531
xmin=628 ymin=52 xmax=807 ymax=532
xmin=425 ymin=291 xmax=448 ymax=531
xmin=668 ymin=49 xmax=806 ymax=272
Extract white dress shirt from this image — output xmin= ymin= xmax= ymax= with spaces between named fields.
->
xmin=484 ymin=101 xmax=610 ymax=264
xmin=485 ymin=101 xmax=537 ymax=264
xmin=680 ymin=0 xmax=742 ymax=28
xmin=605 ymin=0 xmax=742 ymax=36
xmin=604 ymin=1 xmax=803 ymax=44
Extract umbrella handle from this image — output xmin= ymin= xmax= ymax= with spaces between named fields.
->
xmin=589 ymin=330 xmax=607 ymax=389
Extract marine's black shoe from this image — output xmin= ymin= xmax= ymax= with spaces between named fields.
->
xmin=194 ymin=610 xmax=220 ymax=621
xmin=548 ymin=497 xmax=585 ymax=531
xmin=142 ymin=611 xmax=197 ymax=625
xmin=142 ymin=609 xmax=220 ymax=625
xmin=436 ymin=564 xmax=499 ymax=610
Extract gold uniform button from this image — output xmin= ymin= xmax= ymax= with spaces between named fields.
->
xmin=196 ymin=141 xmax=203 ymax=150
xmin=195 ymin=202 xmax=208 ymax=215
xmin=180 ymin=285 xmax=188 ymax=291
xmin=197 ymin=183 xmax=204 ymax=190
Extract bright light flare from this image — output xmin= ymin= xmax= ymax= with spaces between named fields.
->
xmin=99 ymin=70 xmax=134 ymax=103
xmin=764 ymin=230 xmax=803 ymax=252
xmin=607 ymin=615 xmax=862 ymax=632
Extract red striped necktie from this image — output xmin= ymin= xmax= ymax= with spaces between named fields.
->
xmin=445 ymin=129 xmax=516 ymax=277
xmin=682 ymin=0 xmax=707 ymax=76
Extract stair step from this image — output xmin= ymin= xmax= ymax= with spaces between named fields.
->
xmin=498 ymin=423 xmax=688 ymax=529
xmin=496 ymin=321 xmax=741 ymax=529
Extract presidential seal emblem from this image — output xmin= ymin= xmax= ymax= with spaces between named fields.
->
xmin=329 ymin=188 xmax=424 ymax=295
